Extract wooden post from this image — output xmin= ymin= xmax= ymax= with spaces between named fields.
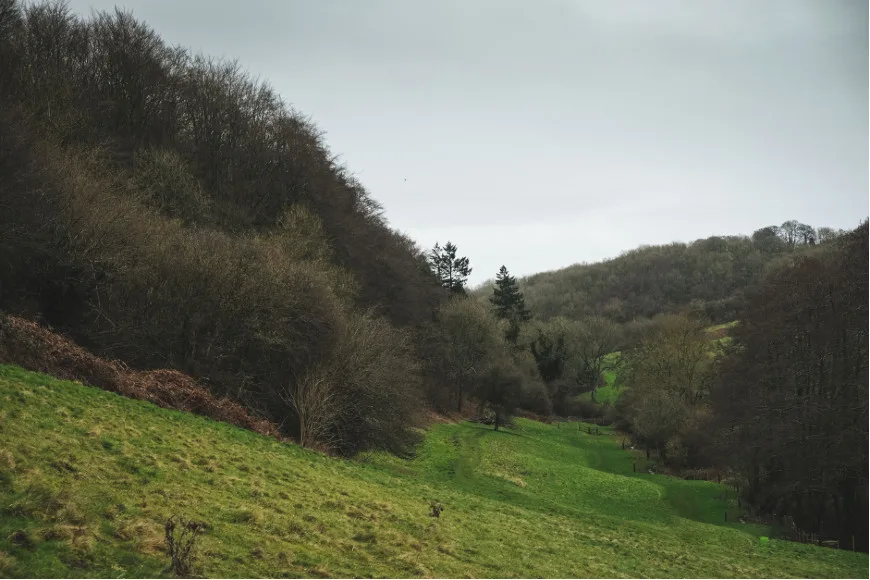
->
xmin=632 ymin=462 xmax=636 ymax=473
xmin=724 ymin=511 xmax=727 ymax=522
xmin=852 ymin=535 xmax=855 ymax=551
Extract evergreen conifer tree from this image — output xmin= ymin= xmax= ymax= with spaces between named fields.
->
xmin=428 ymin=242 xmax=472 ymax=295
xmin=489 ymin=265 xmax=531 ymax=344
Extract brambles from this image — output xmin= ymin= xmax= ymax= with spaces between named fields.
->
xmin=164 ymin=516 xmax=206 ymax=577
xmin=429 ymin=501 xmax=444 ymax=518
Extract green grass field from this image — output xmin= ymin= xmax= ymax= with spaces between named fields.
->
xmin=1 ymin=364 xmax=866 ymax=578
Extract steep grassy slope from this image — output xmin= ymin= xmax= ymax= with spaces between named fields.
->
xmin=1 ymin=365 xmax=866 ymax=578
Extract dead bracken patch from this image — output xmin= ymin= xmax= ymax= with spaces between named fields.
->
xmin=0 ymin=313 xmax=279 ymax=438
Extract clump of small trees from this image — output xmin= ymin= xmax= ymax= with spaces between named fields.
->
xmin=617 ymin=313 xmax=713 ymax=464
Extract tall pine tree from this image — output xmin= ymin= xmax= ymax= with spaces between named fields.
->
xmin=428 ymin=241 xmax=472 ymax=295
xmin=490 ymin=265 xmax=531 ymax=344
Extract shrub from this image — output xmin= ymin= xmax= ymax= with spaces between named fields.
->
xmin=474 ymin=362 xmax=525 ymax=431
xmin=561 ymin=397 xmax=605 ymax=422
xmin=433 ymin=298 xmax=506 ymax=413
xmin=164 ymin=516 xmax=206 ymax=577
xmin=518 ymin=379 xmax=552 ymax=417
xmin=511 ymin=349 xmax=552 ymax=416
xmin=282 ymin=311 xmax=424 ymax=456
xmin=429 ymin=501 xmax=444 ymax=518
xmin=129 ymin=148 xmax=211 ymax=224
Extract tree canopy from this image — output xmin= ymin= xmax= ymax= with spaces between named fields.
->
xmin=428 ymin=242 xmax=472 ymax=295
xmin=490 ymin=265 xmax=531 ymax=345
xmin=499 ymin=222 xmax=848 ymax=325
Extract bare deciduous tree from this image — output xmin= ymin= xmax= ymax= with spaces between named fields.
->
xmin=569 ymin=316 xmax=621 ymax=402
xmin=437 ymin=298 xmax=505 ymax=412
xmin=281 ymin=370 xmax=341 ymax=452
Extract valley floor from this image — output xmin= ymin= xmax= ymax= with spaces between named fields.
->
xmin=0 ymin=364 xmax=866 ymax=578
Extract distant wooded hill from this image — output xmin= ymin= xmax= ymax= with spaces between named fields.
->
xmin=477 ymin=222 xmax=855 ymax=324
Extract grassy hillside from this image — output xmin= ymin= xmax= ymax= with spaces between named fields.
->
xmin=1 ymin=365 xmax=865 ymax=578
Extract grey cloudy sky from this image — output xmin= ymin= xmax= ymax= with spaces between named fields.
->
xmin=69 ymin=0 xmax=869 ymax=285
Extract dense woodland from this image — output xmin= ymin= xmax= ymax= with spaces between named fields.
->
xmin=611 ymin=227 xmax=868 ymax=550
xmin=504 ymin=222 xmax=849 ymax=325
xmin=711 ymin=226 xmax=868 ymax=551
xmin=0 ymin=0 xmax=545 ymax=456
xmin=0 ymin=0 xmax=866 ymax=554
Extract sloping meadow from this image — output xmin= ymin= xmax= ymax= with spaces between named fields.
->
xmin=1 ymin=365 xmax=866 ymax=578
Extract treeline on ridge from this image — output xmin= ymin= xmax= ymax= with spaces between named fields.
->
xmin=511 ymin=221 xmax=849 ymax=325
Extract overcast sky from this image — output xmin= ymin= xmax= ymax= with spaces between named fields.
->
xmin=69 ymin=0 xmax=869 ymax=285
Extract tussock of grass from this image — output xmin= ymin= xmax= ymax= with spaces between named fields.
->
xmin=0 ymin=364 xmax=866 ymax=578
xmin=0 ymin=550 xmax=17 ymax=574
